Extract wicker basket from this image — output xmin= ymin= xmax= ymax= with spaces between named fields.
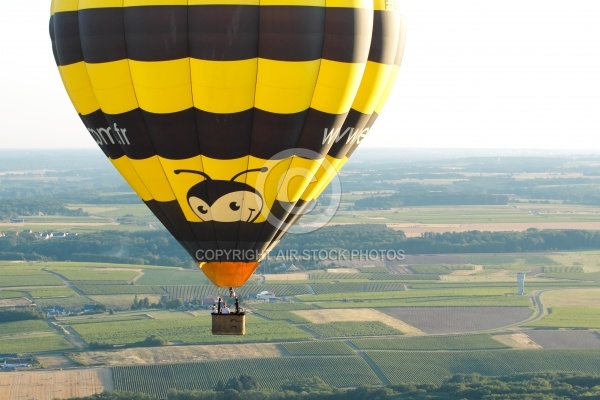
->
xmin=211 ymin=313 xmax=246 ymax=335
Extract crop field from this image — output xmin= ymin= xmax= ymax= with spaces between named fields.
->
xmin=252 ymin=310 xmax=311 ymax=323
xmin=162 ymin=284 xmax=312 ymax=301
xmin=350 ymin=334 xmax=508 ymax=351
xmin=47 ymin=267 xmax=140 ymax=282
xmin=527 ymin=307 xmax=600 ymax=329
xmin=0 ymin=368 xmax=113 ymax=400
xmin=382 ymin=307 xmax=533 ymax=334
xmin=0 ymin=334 xmax=74 ymax=353
xmin=364 ymin=349 xmax=600 ymax=385
xmin=547 ymin=251 xmax=600 ymax=272
xmin=281 ymin=341 xmax=356 ymax=355
xmin=137 ymin=269 xmax=210 ymax=286
xmin=65 ymin=313 xmax=312 ymax=345
xmin=87 ymin=295 xmax=163 ymax=310
xmin=292 ymin=308 xmax=424 ymax=335
xmin=73 ymin=284 xmax=165 ymax=296
xmin=33 ymin=296 xmax=91 ymax=309
xmin=303 ymin=321 xmax=404 ymax=338
xmin=0 ymin=271 xmax=64 ymax=287
xmin=525 ymin=330 xmax=600 ymax=349
xmin=540 ymin=288 xmax=600 ymax=308
xmin=112 ymin=356 xmax=381 ymax=398
xmin=0 ymin=320 xmax=51 ymax=336
xmin=0 ymin=290 xmax=23 ymax=299
xmin=70 ymin=343 xmax=283 ymax=366
xmin=24 ymin=287 xmax=77 ymax=298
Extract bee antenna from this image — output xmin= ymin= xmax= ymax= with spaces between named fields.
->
xmin=230 ymin=167 xmax=268 ymax=182
xmin=174 ymin=169 xmax=212 ymax=181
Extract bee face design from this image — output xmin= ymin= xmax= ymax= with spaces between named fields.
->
xmin=175 ymin=168 xmax=268 ymax=223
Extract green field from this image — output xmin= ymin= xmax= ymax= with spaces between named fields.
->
xmin=527 ymin=307 xmax=600 ymax=329
xmin=304 ymin=321 xmax=403 ymax=338
xmin=281 ymin=340 xmax=356 ymax=355
xmin=364 ymin=350 xmax=600 ymax=385
xmin=66 ymin=312 xmax=312 ymax=345
xmin=112 ymin=357 xmax=381 ymax=399
xmin=350 ymin=334 xmax=508 ymax=350
xmin=0 ymin=320 xmax=52 ymax=336
xmin=0 ymin=334 xmax=74 ymax=353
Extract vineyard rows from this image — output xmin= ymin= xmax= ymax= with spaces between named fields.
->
xmin=73 ymin=284 xmax=165 ymax=295
xmin=364 ymin=349 xmax=600 ymax=385
xmin=112 ymin=357 xmax=380 ymax=399
xmin=281 ymin=340 xmax=356 ymax=355
xmin=350 ymin=334 xmax=508 ymax=350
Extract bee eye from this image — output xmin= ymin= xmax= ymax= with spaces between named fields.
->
xmin=197 ymin=206 xmax=208 ymax=214
xmin=229 ymin=202 xmax=240 ymax=211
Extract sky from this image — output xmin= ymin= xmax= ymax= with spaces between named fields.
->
xmin=1 ymin=1 xmax=599 ymax=150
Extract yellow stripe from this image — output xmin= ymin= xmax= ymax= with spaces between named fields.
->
xmin=110 ymin=156 xmax=153 ymax=201
xmin=190 ymin=59 xmax=257 ymax=114
xmin=58 ymin=62 xmax=100 ymax=116
xmin=374 ymin=64 xmax=400 ymax=114
xmin=327 ymin=0 xmax=371 ymax=8
xmin=260 ymin=0 xmax=324 ymax=5
xmin=124 ymin=0 xmax=187 ymax=5
xmin=78 ymin=0 xmax=123 ymax=10
xmin=311 ymin=60 xmax=366 ymax=115
xmin=351 ymin=61 xmax=393 ymax=115
xmin=302 ymin=156 xmax=346 ymax=201
xmin=255 ymin=59 xmax=320 ymax=114
xmin=86 ymin=60 xmax=139 ymax=115
xmin=374 ymin=0 xmax=396 ymax=10
xmin=52 ymin=0 xmax=80 ymax=13
xmin=129 ymin=59 xmax=193 ymax=114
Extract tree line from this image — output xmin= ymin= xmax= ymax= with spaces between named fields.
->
xmin=64 ymin=372 xmax=600 ymax=399
xmin=3 ymin=225 xmax=600 ymax=267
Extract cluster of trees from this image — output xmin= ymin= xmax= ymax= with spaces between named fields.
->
xmin=278 ymin=224 xmax=600 ymax=255
xmin=64 ymin=372 xmax=600 ymax=399
xmin=130 ymin=296 xmax=183 ymax=310
xmin=0 ymin=199 xmax=87 ymax=220
xmin=0 ymin=309 xmax=43 ymax=323
xmin=0 ymin=230 xmax=192 ymax=266
xmin=5 ymin=226 xmax=600 ymax=266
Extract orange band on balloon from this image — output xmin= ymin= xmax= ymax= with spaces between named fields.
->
xmin=198 ymin=261 xmax=260 ymax=288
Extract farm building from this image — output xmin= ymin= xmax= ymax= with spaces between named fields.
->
xmin=2 ymin=358 xmax=31 ymax=368
xmin=256 ymin=291 xmax=276 ymax=301
xmin=202 ymin=295 xmax=220 ymax=308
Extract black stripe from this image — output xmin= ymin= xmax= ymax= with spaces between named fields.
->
xmin=101 ymin=109 xmax=155 ymax=160
xmin=346 ymin=112 xmax=379 ymax=158
xmin=258 ymin=6 xmax=325 ymax=61
xmin=49 ymin=16 xmax=59 ymax=65
xmin=52 ymin=11 xmax=84 ymax=66
xmin=189 ymin=5 xmax=259 ymax=61
xmin=250 ymin=109 xmax=310 ymax=159
xmin=368 ymin=10 xmax=401 ymax=65
xmin=195 ymin=109 xmax=254 ymax=160
xmin=321 ymin=7 xmax=373 ymax=63
xmin=296 ymin=109 xmax=350 ymax=157
xmin=79 ymin=8 xmax=127 ymax=63
xmin=80 ymin=110 xmax=126 ymax=159
xmin=327 ymin=108 xmax=372 ymax=159
xmin=141 ymin=109 xmax=200 ymax=159
xmin=124 ymin=6 xmax=189 ymax=62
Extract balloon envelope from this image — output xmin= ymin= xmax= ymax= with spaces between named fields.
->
xmin=50 ymin=0 xmax=406 ymax=287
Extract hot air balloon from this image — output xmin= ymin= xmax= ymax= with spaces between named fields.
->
xmin=49 ymin=0 xmax=406 ymax=293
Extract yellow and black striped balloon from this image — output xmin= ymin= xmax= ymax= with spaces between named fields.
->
xmin=50 ymin=0 xmax=406 ymax=288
